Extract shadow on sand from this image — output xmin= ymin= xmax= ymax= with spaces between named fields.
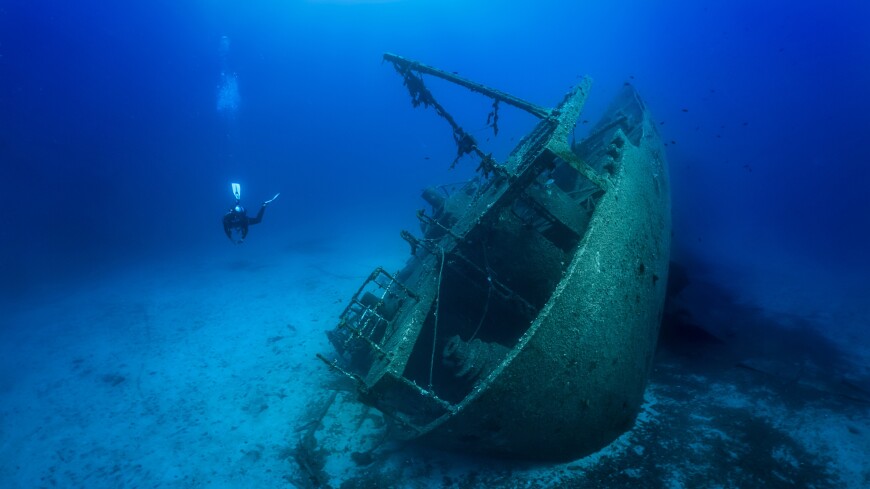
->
xmin=287 ymin=255 xmax=870 ymax=488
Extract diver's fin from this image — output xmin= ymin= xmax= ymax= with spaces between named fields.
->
xmin=232 ymin=182 xmax=241 ymax=201
xmin=264 ymin=193 xmax=280 ymax=205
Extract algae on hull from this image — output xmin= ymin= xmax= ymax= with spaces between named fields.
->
xmin=318 ymin=54 xmax=671 ymax=460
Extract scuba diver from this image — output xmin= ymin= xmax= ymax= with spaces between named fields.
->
xmin=223 ymin=182 xmax=280 ymax=244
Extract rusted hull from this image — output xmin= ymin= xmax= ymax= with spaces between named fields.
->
xmin=417 ymin=99 xmax=671 ymax=459
xmin=319 ymin=55 xmax=670 ymax=460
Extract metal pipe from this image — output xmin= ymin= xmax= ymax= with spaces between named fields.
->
xmin=384 ymin=53 xmax=551 ymax=119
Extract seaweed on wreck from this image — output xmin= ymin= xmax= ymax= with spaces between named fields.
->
xmin=290 ymin=429 xmax=330 ymax=489
xmin=285 ymin=392 xmax=337 ymax=489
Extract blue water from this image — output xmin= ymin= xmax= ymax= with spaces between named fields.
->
xmin=2 ymin=0 xmax=868 ymax=290
xmin=1 ymin=0 xmax=868 ymax=487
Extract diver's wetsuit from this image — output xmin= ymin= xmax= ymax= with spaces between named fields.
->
xmin=223 ymin=204 xmax=266 ymax=242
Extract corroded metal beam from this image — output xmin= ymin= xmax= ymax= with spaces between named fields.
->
xmin=384 ymin=52 xmax=551 ymax=119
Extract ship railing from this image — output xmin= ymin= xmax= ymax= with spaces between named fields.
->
xmin=332 ymin=267 xmax=418 ymax=364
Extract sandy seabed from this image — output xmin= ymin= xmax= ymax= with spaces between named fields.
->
xmin=1 ymin=231 xmax=868 ymax=488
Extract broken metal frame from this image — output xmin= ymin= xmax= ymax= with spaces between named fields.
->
xmin=384 ymin=53 xmax=551 ymax=119
xmin=320 ymin=54 xmax=612 ymax=429
xmin=385 ymin=52 xmax=552 ymax=170
xmin=384 ymin=52 xmax=608 ymax=194
xmin=331 ymin=267 xmax=419 ymax=363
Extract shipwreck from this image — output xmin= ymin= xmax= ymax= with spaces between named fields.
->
xmin=317 ymin=53 xmax=671 ymax=461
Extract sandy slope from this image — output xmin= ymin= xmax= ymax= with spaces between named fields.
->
xmin=1 ymin=230 xmax=867 ymax=488
xmin=0 ymin=228 xmax=401 ymax=488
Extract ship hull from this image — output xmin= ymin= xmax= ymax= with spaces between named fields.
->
xmin=320 ymin=56 xmax=670 ymax=460
xmin=418 ymin=97 xmax=671 ymax=459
